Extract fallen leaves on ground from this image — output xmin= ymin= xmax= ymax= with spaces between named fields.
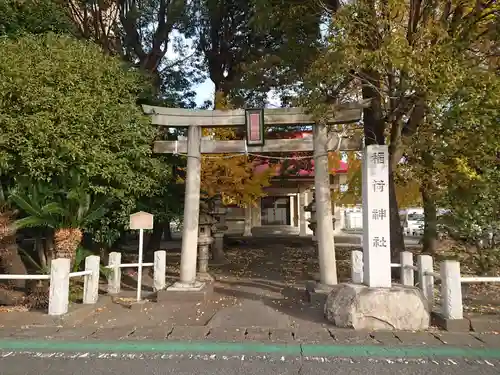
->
xmin=0 ymin=305 xmax=29 ymax=313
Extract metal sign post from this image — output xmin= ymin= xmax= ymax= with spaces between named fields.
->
xmin=129 ymin=211 xmax=154 ymax=301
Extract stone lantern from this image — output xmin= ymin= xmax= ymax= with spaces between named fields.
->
xmin=304 ymin=197 xmax=317 ymax=240
xmin=197 ymin=202 xmax=217 ymax=282
xmin=209 ymin=196 xmax=228 ymax=264
xmin=304 ymin=194 xmax=336 ymax=241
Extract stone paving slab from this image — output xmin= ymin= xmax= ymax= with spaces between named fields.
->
xmin=468 ymin=314 xmax=500 ymax=333
xmin=52 ymin=326 xmax=98 ymax=340
xmin=208 ymin=300 xmax=292 ymax=329
xmin=370 ymin=331 xmax=401 ymax=345
xmin=473 ymin=333 xmax=500 ymax=346
xmin=328 ymin=329 xmax=378 ymax=345
xmin=245 ymin=327 xmax=271 ymax=341
xmin=207 ymin=328 xmax=245 ymax=342
xmin=128 ymin=326 xmax=173 ymax=340
xmin=433 ymin=332 xmax=486 ymax=347
xmin=268 ymin=329 xmax=294 ymax=343
xmin=5 ymin=326 xmax=60 ymax=339
xmin=168 ymin=326 xmax=210 ymax=341
xmin=393 ymin=331 xmax=442 ymax=346
xmin=91 ymin=327 xmax=136 ymax=340
xmin=292 ymin=328 xmax=333 ymax=344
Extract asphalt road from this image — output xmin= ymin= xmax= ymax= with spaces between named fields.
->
xmin=1 ymin=351 xmax=499 ymax=375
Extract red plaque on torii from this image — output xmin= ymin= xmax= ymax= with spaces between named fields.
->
xmin=245 ymin=109 xmax=265 ymax=146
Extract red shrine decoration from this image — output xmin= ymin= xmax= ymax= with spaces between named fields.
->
xmin=245 ymin=108 xmax=265 ymax=146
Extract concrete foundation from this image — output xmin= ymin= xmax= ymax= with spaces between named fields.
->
xmin=305 ymin=281 xmax=337 ymax=305
xmin=158 ymin=282 xmax=213 ymax=302
xmin=431 ymin=311 xmax=470 ymax=332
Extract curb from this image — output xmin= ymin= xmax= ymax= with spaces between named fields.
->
xmin=1 ymin=339 xmax=500 ymax=359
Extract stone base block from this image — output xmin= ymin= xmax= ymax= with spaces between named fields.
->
xmin=431 ymin=311 xmax=470 ymax=332
xmin=305 ymin=281 xmax=339 ymax=305
xmin=157 ymin=281 xmax=213 ymax=303
xmin=196 ymin=272 xmax=215 ymax=283
xmin=111 ymin=296 xmax=152 ymax=311
xmin=324 ymin=283 xmax=429 ymax=331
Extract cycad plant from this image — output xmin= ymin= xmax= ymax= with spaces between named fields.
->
xmin=10 ymin=178 xmax=110 ymax=267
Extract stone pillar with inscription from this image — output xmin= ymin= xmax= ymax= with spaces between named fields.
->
xmin=324 ymin=145 xmax=429 ymax=330
xmin=362 ymin=145 xmax=391 ymax=288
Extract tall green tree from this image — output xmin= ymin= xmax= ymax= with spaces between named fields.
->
xmin=0 ymin=0 xmax=73 ymax=37
xmin=190 ymin=0 xmax=322 ymax=108
xmin=300 ymin=0 xmax=499 ymax=260
xmin=63 ymin=0 xmax=200 ymax=100
xmin=0 ymin=34 xmax=165 ymax=278
xmin=410 ymin=67 xmax=500 ymax=258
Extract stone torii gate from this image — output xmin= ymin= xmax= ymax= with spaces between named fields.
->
xmin=142 ymin=105 xmax=364 ymax=294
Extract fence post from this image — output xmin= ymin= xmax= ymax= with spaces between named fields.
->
xmin=154 ymin=250 xmax=166 ymax=291
xmin=351 ymin=250 xmax=363 ymax=284
xmin=418 ymin=254 xmax=434 ymax=310
xmin=107 ymin=252 xmax=121 ymax=294
xmin=441 ymin=260 xmax=463 ymax=320
xmin=48 ymin=258 xmax=70 ymax=316
xmin=83 ymin=255 xmax=100 ymax=304
xmin=400 ymin=251 xmax=414 ymax=286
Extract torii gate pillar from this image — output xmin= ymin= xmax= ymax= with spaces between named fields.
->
xmin=313 ymin=123 xmax=338 ymax=286
xmin=168 ymin=125 xmax=205 ymax=290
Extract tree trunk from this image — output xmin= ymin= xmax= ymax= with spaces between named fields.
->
xmin=388 ymin=169 xmax=406 ymax=261
xmin=163 ymin=223 xmax=173 ymax=241
xmin=53 ymin=228 xmax=83 ymax=267
xmin=361 ymin=70 xmax=385 ymax=146
xmin=99 ymin=245 xmax=110 ymax=265
xmin=35 ymin=233 xmax=47 ymax=270
xmin=147 ymin=222 xmax=166 ymax=252
xmin=44 ymin=229 xmax=54 ymax=268
xmin=0 ymin=212 xmax=28 ymax=289
xmin=421 ymin=186 xmax=437 ymax=255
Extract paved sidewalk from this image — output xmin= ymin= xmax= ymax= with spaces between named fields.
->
xmin=1 ymin=238 xmax=499 ymax=355
xmin=2 ymin=317 xmax=500 ymax=350
xmin=1 ymin=283 xmax=500 ymax=350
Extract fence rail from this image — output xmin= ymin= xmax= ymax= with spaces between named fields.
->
xmin=0 ymin=250 xmax=167 ymax=317
xmin=351 ymin=250 xmax=500 ymax=322
xmin=69 ymin=270 xmax=92 ymax=277
xmin=104 ymin=262 xmax=154 ymax=269
xmin=0 ymin=274 xmax=50 ymax=280
xmin=461 ymin=276 xmax=500 ymax=283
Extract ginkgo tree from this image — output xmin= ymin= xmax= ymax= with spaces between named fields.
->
xmin=407 ymin=66 xmax=500 ymax=258
xmin=295 ymin=0 xmax=500 ymax=260
xmin=334 ymin=152 xmax=422 ymax=209
xmin=172 ymin=92 xmax=274 ymax=208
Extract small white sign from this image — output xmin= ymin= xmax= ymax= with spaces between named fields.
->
xmin=129 ymin=211 xmax=154 ymax=302
xmin=362 ymin=145 xmax=391 ymax=288
xmin=129 ymin=211 xmax=154 ymax=230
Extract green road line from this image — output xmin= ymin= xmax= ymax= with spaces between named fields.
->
xmin=0 ymin=340 xmax=499 ymax=359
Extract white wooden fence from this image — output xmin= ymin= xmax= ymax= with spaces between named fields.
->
xmin=0 ymin=250 xmax=166 ymax=316
xmin=351 ymin=250 xmax=500 ymax=321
